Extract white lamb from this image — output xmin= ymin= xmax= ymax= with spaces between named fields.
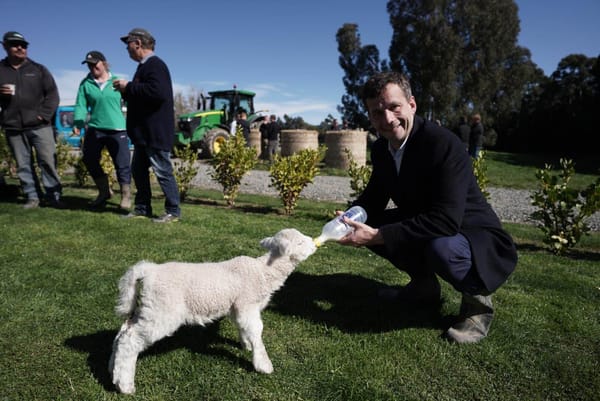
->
xmin=108 ymin=228 xmax=316 ymax=394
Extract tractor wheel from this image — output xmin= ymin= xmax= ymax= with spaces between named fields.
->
xmin=202 ymin=128 xmax=230 ymax=158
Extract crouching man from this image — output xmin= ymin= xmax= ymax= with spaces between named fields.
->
xmin=338 ymin=71 xmax=517 ymax=343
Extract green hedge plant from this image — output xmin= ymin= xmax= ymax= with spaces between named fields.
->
xmin=472 ymin=150 xmax=490 ymax=199
xmin=173 ymin=144 xmax=199 ymax=201
xmin=344 ymin=147 xmax=372 ymax=204
xmin=209 ymin=129 xmax=257 ymax=207
xmin=269 ymin=146 xmax=325 ymax=215
xmin=530 ymin=158 xmax=600 ymax=255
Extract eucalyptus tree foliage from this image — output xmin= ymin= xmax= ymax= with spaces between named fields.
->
xmin=387 ymin=0 xmax=460 ymax=123
xmin=336 ymin=23 xmax=388 ymax=132
xmin=388 ymin=0 xmax=525 ymax=125
xmin=518 ymin=54 xmax=600 ymax=153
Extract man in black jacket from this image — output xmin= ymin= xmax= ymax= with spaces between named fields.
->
xmin=113 ymin=28 xmax=180 ymax=223
xmin=338 ymin=71 xmax=517 ymax=343
xmin=0 ymin=31 xmax=61 ymax=208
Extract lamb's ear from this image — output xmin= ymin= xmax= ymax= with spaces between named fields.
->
xmin=260 ymin=236 xmax=274 ymax=250
xmin=275 ymin=237 xmax=292 ymax=256
xmin=260 ymin=235 xmax=291 ymax=255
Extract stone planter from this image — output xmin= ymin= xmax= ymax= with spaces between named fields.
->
xmin=323 ymin=129 xmax=367 ymax=169
xmin=248 ymin=128 xmax=262 ymax=157
xmin=280 ymin=129 xmax=319 ymax=156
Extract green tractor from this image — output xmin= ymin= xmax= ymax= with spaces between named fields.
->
xmin=174 ymin=88 xmax=266 ymax=157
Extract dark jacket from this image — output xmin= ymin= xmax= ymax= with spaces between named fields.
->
xmin=355 ymin=116 xmax=517 ymax=292
xmin=267 ymin=120 xmax=280 ymax=141
xmin=0 ymin=58 xmax=59 ymax=130
xmin=123 ymin=55 xmax=174 ymax=151
xmin=470 ymin=121 xmax=484 ymax=148
xmin=457 ymin=121 xmax=470 ymax=146
xmin=237 ymin=118 xmax=251 ymax=142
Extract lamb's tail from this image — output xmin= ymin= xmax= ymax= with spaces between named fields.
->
xmin=115 ymin=260 xmax=155 ymax=318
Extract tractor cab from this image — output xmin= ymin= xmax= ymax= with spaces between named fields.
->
xmin=174 ymin=88 xmax=266 ymax=157
xmin=209 ymin=89 xmax=256 ymax=126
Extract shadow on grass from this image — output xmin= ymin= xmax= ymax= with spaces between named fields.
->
xmin=64 ymin=330 xmax=117 ymax=391
xmin=517 ymin=242 xmax=600 ymax=261
xmin=183 ymin=196 xmax=278 ymax=215
xmin=271 ymin=272 xmax=449 ymax=333
xmin=0 ymin=184 xmax=132 ymax=215
xmin=64 ymin=322 xmax=250 ymax=392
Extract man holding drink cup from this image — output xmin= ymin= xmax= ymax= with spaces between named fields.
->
xmin=0 ymin=31 xmax=62 ymax=208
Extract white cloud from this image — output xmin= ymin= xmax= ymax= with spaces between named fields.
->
xmin=54 ymin=69 xmax=87 ymax=105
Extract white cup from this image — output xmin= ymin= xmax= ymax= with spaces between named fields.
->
xmin=4 ymin=84 xmax=15 ymax=95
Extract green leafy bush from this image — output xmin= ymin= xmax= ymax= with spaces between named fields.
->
xmin=55 ymin=138 xmax=79 ymax=178
xmin=530 ymin=158 xmax=600 ymax=255
xmin=73 ymin=155 xmax=88 ymax=187
xmin=0 ymin=129 xmax=15 ymax=179
xmin=173 ymin=144 xmax=199 ymax=201
xmin=209 ymin=130 xmax=257 ymax=206
xmin=344 ymin=148 xmax=371 ymax=203
xmin=472 ymin=150 xmax=490 ymax=199
xmin=269 ymin=146 xmax=325 ymax=215
xmin=100 ymin=148 xmax=117 ymax=193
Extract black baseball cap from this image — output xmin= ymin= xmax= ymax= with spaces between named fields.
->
xmin=120 ymin=28 xmax=154 ymax=44
xmin=2 ymin=31 xmax=29 ymax=46
xmin=81 ymin=50 xmax=106 ymax=64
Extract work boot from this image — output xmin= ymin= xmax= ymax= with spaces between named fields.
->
xmin=23 ymin=198 xmax=40 ymax=209
xmin=90 ymin=176 xmax=111 ymax=208
xmin=444 ymin=293 xmax=494 ymax=344
xmin=378 ymin=275 xmax=441 ymax=304
xmin=119 ymin=184 xmax=132 ymax=209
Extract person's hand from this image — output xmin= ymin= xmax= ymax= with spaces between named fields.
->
xmin=338 ymin=218 xmax=383 ymax=247
xmin=0 ymin=84 xmax=14 ymax=95
xmin=72 ymin=127 xmax=81 ymax=136
xmin=112 ymin=79 xmax=128 ymax=93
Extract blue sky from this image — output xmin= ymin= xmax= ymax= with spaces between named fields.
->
xmin=1 ymin=0 xmax=598 ymax=124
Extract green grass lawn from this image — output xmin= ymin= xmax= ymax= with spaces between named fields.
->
xmin=484 ymin=151 xmax=599 ymax=189
xmin=0 ymin=179 xmax=599 ymax=401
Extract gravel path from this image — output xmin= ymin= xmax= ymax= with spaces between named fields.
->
xmin=191 ymin=163 xmax=600 ymax=231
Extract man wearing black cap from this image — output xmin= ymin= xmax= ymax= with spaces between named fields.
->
xmin=113 ymin=28 xmax=180 ymax=223
xmin=0 ymin=31 xmax=62 ymax=209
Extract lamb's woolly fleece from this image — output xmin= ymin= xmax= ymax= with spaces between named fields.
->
xmin=109 ymin=228 xmax=316 ymax=394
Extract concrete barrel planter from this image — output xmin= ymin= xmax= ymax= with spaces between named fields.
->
xmin=323 ymin=129 xmax=367 ymax=169
xmin=248 ymin=128 xmax=262 ymax=157
xmin=280 ymin=129 xmax=319 ymax=156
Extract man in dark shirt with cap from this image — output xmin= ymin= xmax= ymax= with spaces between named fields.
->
xmin=0 ymin=31 xmax=62 ymax=208
xmin=113 ymin=28 xmax=180 ymax=223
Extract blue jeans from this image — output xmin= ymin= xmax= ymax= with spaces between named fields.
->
xmin=131 ymin=146 xmax=180 ymax=217
xmin=5 ymin=126 xmax=62 ymax=201
xmin=82 ymin=128 xmax=131 ymax=184
xmin=365 ymin=208 xmax=486 ymax=295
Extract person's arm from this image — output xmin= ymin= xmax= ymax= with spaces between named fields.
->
xmin=38 ymin=65 xmax=59 ymax=123
xmin=73 ymin=78 xmax=89 ymax=133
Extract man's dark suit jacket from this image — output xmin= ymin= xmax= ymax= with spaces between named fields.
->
xmin=123 ymin=55 xmax=174 ymax=151
xmin=355 ymin=115 xmax=517 ymax=293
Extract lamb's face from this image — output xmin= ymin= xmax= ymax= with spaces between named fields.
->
xmin=261 ymin=228 xmax=317 ymax=262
